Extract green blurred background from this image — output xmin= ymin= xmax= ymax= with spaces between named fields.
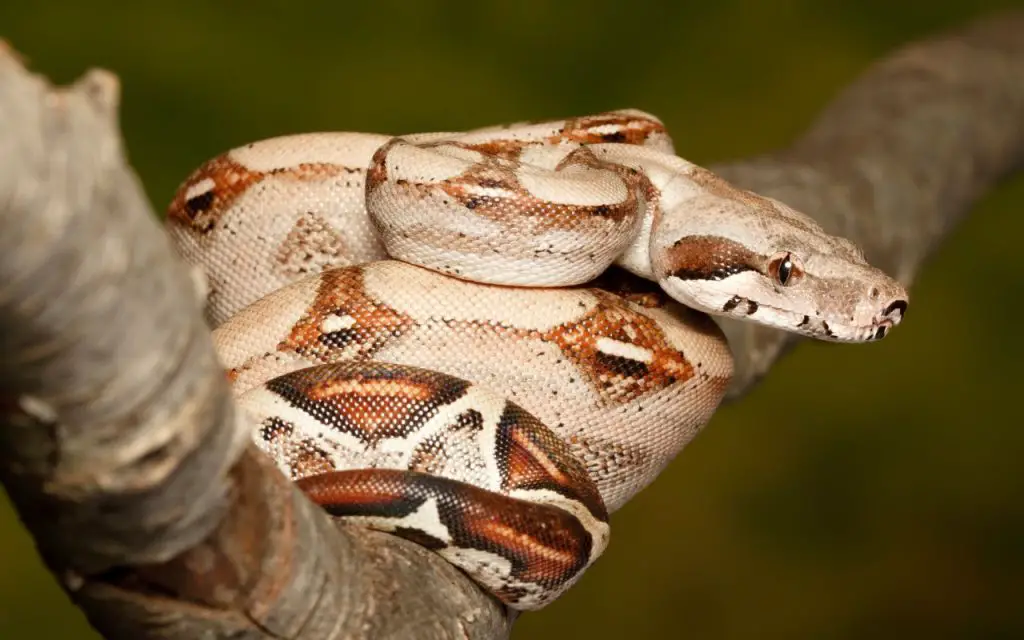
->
xmin=2 ymin=1 xmax=1023 ymax=638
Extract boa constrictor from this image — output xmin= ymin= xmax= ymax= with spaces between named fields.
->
xmin=164 ymin=109 xmax=908 ymax=610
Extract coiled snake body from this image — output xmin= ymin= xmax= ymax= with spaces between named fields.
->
xmin=165 ymin=109 xmax=908 ymax=609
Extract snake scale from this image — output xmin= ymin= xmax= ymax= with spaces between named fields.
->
xmin=164 ymin=109 xmax=908 ymax=610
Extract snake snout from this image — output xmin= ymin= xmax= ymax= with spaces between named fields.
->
xmin=883 ymin=299 xmax=908 ymax=322
xmin=868 ymin=298 xmax=908 ymax=341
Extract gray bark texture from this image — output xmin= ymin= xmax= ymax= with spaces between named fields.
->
xmin=1 ymin=9 xmax=1021 ymax=640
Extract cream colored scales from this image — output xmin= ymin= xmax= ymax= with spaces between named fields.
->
xmin=165 ymin=109 xmax=907 ymax=609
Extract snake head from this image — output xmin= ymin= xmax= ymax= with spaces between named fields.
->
xmin=650 ymin=193 xmax=909 ymax=343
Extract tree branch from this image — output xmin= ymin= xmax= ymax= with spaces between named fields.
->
xmin=0 ymin=43 xmax=512 ymax=640
xmin=1 ymin=9 xmax=1022 ymax=640
xmin=711 ymin=9 xmax=1024 ymax=399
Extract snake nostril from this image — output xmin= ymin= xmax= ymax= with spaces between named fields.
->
xmin=883 ymin=299 xmax=907 ymax=319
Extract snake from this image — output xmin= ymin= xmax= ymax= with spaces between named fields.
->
xmin=164 ymin=109 xmax=908 ymax=610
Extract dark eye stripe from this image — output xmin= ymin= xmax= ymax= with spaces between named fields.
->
xmin=664 ymin=235 xmax=763 ymax=282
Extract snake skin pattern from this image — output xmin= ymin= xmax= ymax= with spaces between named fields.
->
xmin=164 ymin=109 xmax=907 ymax=609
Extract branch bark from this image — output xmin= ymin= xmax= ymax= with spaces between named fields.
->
xmin=1 ymin=9 xmax=1022 ymax=640
xmin=0 ymin=45 xmax=512 ymax=640
xmin=711 ymin=10 xmax=1024 ymax=399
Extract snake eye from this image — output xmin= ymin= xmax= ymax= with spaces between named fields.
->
xmin=768 ymin=252 xmax=803 ymax=287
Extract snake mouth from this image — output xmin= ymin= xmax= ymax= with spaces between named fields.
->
xmin=806 ymin=318 xmax=896 ymax=343
xmin=866 ymin=298 xmax=908 ymax=341
xmin=717 ymin=295 xmax=908 ymax=343
xmin=869 ymin=321 xmax=894 ymax=341
xmin=859 ymin=319 xmax=897 ymax=342
xmin=815 ymin=298 xmax=908 ymax=343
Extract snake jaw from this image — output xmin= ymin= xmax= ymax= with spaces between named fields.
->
xmin=759 ymin=292 xmax=909 ymax=343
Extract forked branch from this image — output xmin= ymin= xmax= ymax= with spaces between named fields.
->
xmin=1 ymin=10 xmax=1022 ymax=640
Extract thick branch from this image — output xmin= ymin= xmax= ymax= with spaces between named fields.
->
xmin=0 ymin=44 xmax=511 ymax=639
xmin=1 ymin=9 xmax=1022 ymax=640
xmin=711 ymin=10 xmax=1024 ymax=398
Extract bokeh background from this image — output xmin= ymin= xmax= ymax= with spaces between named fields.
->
xmin=2 ymin=1 xmax=1023 ymax=638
